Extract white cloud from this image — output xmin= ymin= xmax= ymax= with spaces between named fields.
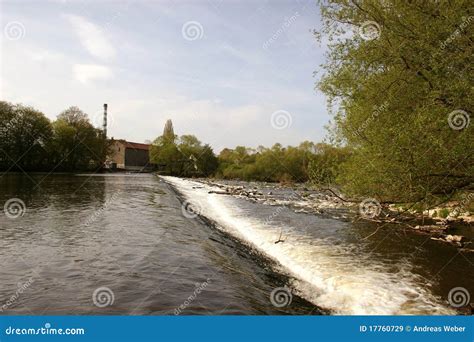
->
xmin=73 ymin=64 xmax=113 ymax=84
xmin=65 ymin=14 xmax=116 ymax=60
xmin=2 ymin=4 xmax=327 ymax=150
xmin=29 ymin=49 xmax=64 ymax=62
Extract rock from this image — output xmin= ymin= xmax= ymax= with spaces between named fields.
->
xmin=208 ymin=190 xmax=229 ymax=195
xmin=295 ymin=209 xmax=308 ymax=213
xmin=445 ymin=234 xmax=463 ymax=243
xmin=414 ymin=225 xmax=447 ymax=232
xmin=430 ymin=237 xmax=445 ymax=242
xmin=431 ymin=234 xmax=465 ymax=246
xmin=460 ymin=247 xmax=474 ymax=253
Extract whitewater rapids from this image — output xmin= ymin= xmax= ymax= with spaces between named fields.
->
xmin=161 ymin=176 xmax=455 ymax=315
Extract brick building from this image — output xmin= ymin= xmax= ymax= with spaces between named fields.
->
xmin=107 ymin=140 xmax=154 ymax=172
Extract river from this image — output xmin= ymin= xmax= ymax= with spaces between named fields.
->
xmin=0 ymin=173 xmax=472 ymax=315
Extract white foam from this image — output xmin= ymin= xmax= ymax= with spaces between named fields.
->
xmin=162 ymin=176 xmax=454 ymax=315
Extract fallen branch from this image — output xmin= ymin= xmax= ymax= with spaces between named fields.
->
xmin=318 ymin=188 xmax=358 ymax=203
xmin=208 ymin=190 xmax=230 ymax=195
xmin=274 ymin=229 xmax=286 ymax=244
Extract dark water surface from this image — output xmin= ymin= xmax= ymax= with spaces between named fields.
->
xmin=0 ymin=174 xmax=472 ymax=315
xmin=0 ymin=173 xmax=315 ymax=315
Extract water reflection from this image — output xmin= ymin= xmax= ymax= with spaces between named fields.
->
xmin=0 ymin=173 xmax=317 ymax=315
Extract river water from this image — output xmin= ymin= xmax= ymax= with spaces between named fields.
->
xmin=0 ymin=173 xmax=472 ymax=315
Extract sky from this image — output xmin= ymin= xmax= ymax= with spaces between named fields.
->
xmin=0 ymin=0 xmax=330 ymax=152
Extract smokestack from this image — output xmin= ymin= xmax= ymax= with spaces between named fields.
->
xmin=103 ymin=103 xmax=108 ymax=138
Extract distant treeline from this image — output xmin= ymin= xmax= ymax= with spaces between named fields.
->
xmin=150 ymin=129 xmax=351 ymax=184
xmin=0 ymin=101 xmax=106 ymax=171
xmin=216 ymin=143 xmax=350 ymax=184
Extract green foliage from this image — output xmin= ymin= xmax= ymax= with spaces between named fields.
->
xmin=51 ymin=107 xmax=105 ymax=170
xmin=316 ymin=1 xmax=474 ymax=202
xmin=162 ymin=119 xmax=175 ymax=142
xmin=438 ymin=208 xmax=450 ymax=219
xmin=0 ymin=102 xmax=53 ymax=170
xmin=196 ymin=144 xmax=219 ymax=177
xmin=215 ymin=141 xmax=349 ymax=184
xmin=150 ymin=133 xmax=218 ymax=177
xmin=308 ymin=143 xmax=352 ymax=186
xmin=0 ymin=101 xmax=107 ymax=171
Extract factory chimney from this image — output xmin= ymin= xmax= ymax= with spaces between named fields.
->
xmin=103 ymin=103 xmax=108 ymax=138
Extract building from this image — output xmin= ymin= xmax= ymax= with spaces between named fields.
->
xmin=107 ymin=140 xmax=154 ymax=172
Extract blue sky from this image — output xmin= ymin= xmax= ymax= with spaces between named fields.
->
xmin=1 ymin=0 xmax=330 ymax=151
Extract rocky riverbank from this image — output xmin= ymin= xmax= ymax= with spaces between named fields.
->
xmin=193 ymin=178 xmax=473 ymax=250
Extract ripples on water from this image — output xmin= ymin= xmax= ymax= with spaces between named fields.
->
xmin=0 ymin=174 xmax=316 ymax=315
xmin=164 ymin=176 xmax=473 ymax=315
xmin=0 ymin=174 xmax=472 ymax=315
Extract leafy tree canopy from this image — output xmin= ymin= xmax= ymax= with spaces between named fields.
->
xmin=315 ymin=0 xmax=473 ymax=203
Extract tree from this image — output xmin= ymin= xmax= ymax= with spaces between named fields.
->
xmin=0 ymin=101 xmax=17 ymax=169
xmin=0 ymin=102 xmax=52 ymax=171
xmin=308 ymin=143 xmax=351 ymax=186
xmin=315 ymin=1 xmax=473 ymax=203
xmin=150 ymin=136 xmax=182 ymax=174
xmin=216 ymin=142 xmax=321 ymax=183
xmin=217 ymin=146 xmax=257 ymax=180
xmin=51 ymin=106 xmax=104 ymax=170
xmin=163 ymin=119 xmax=175 ymax=142
xmin=150 ymin=129 xmax=218 ymax=177
xmin=196 ymin=144 xmax=219 ymax=177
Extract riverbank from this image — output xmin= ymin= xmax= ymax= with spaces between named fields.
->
xmin=161 ymin=175 xmax=474 ymax=315
xmin=186 ymin=178 xmax=473 ymax=250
